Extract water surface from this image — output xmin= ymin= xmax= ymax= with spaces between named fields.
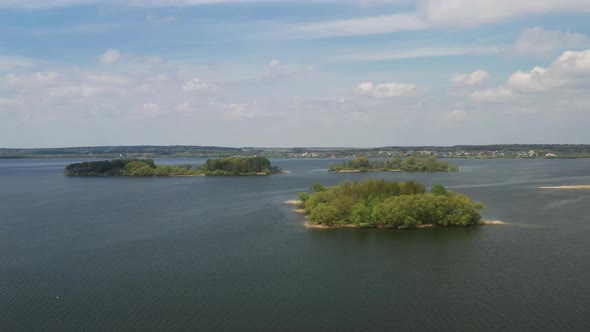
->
xmin=1 ymin=158 xmax=589 ymax=331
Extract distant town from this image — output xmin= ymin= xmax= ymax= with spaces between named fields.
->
xmin=1 ymin=144 xmax=589 ymax=159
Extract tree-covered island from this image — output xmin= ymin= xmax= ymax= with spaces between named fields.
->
xmin=65 ymin=156 xmax=281 ymax=176
xmin=293 ymin=179 xmax=484 ymax=229
xmin=329 ymin=156 xmax=459 ymax=172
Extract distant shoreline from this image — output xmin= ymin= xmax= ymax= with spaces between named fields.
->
xmin=3 ymin=144 xmax=590 ymax=159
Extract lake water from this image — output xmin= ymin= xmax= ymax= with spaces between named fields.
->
xmin=1 ymin=158 xmax=589 ymax=331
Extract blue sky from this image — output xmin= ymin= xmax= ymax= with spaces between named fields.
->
xmin=1 ymin=0 xmax=590 ymax=147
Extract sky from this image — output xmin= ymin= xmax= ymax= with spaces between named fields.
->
xmin=0 ymin=0 xmax=589 ymax=148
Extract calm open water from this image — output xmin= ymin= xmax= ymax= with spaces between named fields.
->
xmin=1 ymin=158 xmax=589 ymax=331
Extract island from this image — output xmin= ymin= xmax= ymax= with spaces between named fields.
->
xmin=328 ymin=156 xmax=459 ymax=173
xmin=65 ymin=156 xmax=282 ymax=177
xmin=290 ymin=179 xmax=485 ymax=229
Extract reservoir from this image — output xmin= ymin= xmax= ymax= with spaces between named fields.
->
xmin=1 ymin=158 xmax=589 ymax=331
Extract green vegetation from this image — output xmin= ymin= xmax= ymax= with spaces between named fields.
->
xmin=65 ymin=156 xmax=281 ymax=177
xmin=200 ymin=156 xmax=281 ymax=175
xmin=296 ymin=179 xmax=484 ymax=229
xmin=65 ymin=159 xmax=199 ymax=176
xmin=329 ymin=156 xmax=459 ymax=172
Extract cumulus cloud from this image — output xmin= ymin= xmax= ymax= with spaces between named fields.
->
xmin=514 ymin=27 xmax=590 ymax=57
xmin=507 ymin=50 xmax=590 ymax=92
xmin=182 ymin=78 xmax=209 ymax=92
xmin=355 ymin=81 xmax=421 ymax=98
xmin=268 ymin=60 xmax=280 ymax=69
xmin=99 ymin=49 xmax=122 ymax=65
xmin=471 ymin=49 xmax=590 ymax=100
xmin=452 ymin=69 xmax=490 ymax=87
xmin=0 ymin=54 xmax=223 ymax=126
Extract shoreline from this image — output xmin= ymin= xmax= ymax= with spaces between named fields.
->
xmin=539 ymin=185 xmax=590 ymax=189
xmin=303 ymin=220 xmax=506 ymax=229
xmin=334 ymin=169 xmax=404 ymax=173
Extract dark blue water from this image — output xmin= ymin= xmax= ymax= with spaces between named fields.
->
xmin=1 ymin=158 xmax=589 ymax=331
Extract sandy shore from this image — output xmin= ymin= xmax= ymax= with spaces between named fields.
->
xmin=338 ymin=170 xmax=362 ymax=173
xmin=284 ymin=200 xmax=303 ymax=205
xmin=480 ymin=220 xmax=506 ymax=225
xmin=539 ymin=185 xmax=590 ymax=189
xmin=304 ymin=220 xmax=506 ymax=229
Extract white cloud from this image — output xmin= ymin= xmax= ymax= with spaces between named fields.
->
xmin=0 ymin=97 xmax=24 ymax=107
xmin=551 ymin=50 xmax=590 ymax=76
xmin=182 ymin=78 xmax=209 ymax=92
xmin=285 ymin=13 xmax=427 ymax=39
xmin=470 ymin=87 xmax=513 ymax=102
xmin=507 ymin=67 xmax=555 ymax=92
xmin=355 ymin=81 xmax=420 ymax=98
xmin=176 ymin=101 xmax=191 ymax=112
xmin=83 ymin=72 xmax=132 ymax=85
xmin=507 ymin=50 xmax=590 ymax=92
xmin=332 ymin=46 xmax=499 ymax=62
xmin=145 ymin=56 xmax=163 ymax=65
xmin=471 ymin=49 xmax=590 ymax=100
xmin=99 ymin=49 xmax=122 ymax=65
xmin=142 ymin=102 xmax=160 ymax=112
xmin=514 ymin=27 xmax=590 ymax=57
xmin=0 ymin=55 xmax=38 ymax=71
xmin=268 ymin=60 xmax=280 ymax=69
xmin=445 ymin=109 xmax=467 ymax=121
xmin=419 ymin=0 xmax=590 ymax=27
xmin=226 ymin=102 xmax=271 ymax=120
xmin=452 ymin=69 xmax=490 ymax=87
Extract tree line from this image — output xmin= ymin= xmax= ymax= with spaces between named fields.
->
xmin=64 ymin=156 xmax=281 ymax=177
xmin=329 ymin=156 xmax=459 ymax=172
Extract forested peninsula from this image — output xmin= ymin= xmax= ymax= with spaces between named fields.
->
xmin=65 ymin=157 xmax=281 ymax=177
xmin=292 ymin=179 xmax=484 ymax=229
xmin=329 ymin=156 xmax=459 ymax=172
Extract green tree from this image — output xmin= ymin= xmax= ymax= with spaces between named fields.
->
xmin=431 ymin=184 xmax=447 ymax=196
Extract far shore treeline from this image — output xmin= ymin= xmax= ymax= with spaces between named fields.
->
xmin=295 ymin=179 xmax=484 ymax=229
xmin=4 ymin=144 xmax=590 ymax=159
xmin=64 ymin=157 xmax=281 ymax=177
xmin=329 ymin=156 xmax=459 ymax=172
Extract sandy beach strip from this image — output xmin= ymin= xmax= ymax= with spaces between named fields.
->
xmin=480 ymin=220 xmax=506 ymax=225
xmin=538 ymin=185 xmax=590 ymax=189
xmin=304 ymin=220 xmax=506 ymax=229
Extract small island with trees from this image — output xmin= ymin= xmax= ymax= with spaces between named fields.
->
xmin=290 ymin=179 xmax=485 ymax=229
xmin=329 ymin=156 xmax=459 ymax=172
xmin=65 ymin=156 xmax=282 ymax=177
